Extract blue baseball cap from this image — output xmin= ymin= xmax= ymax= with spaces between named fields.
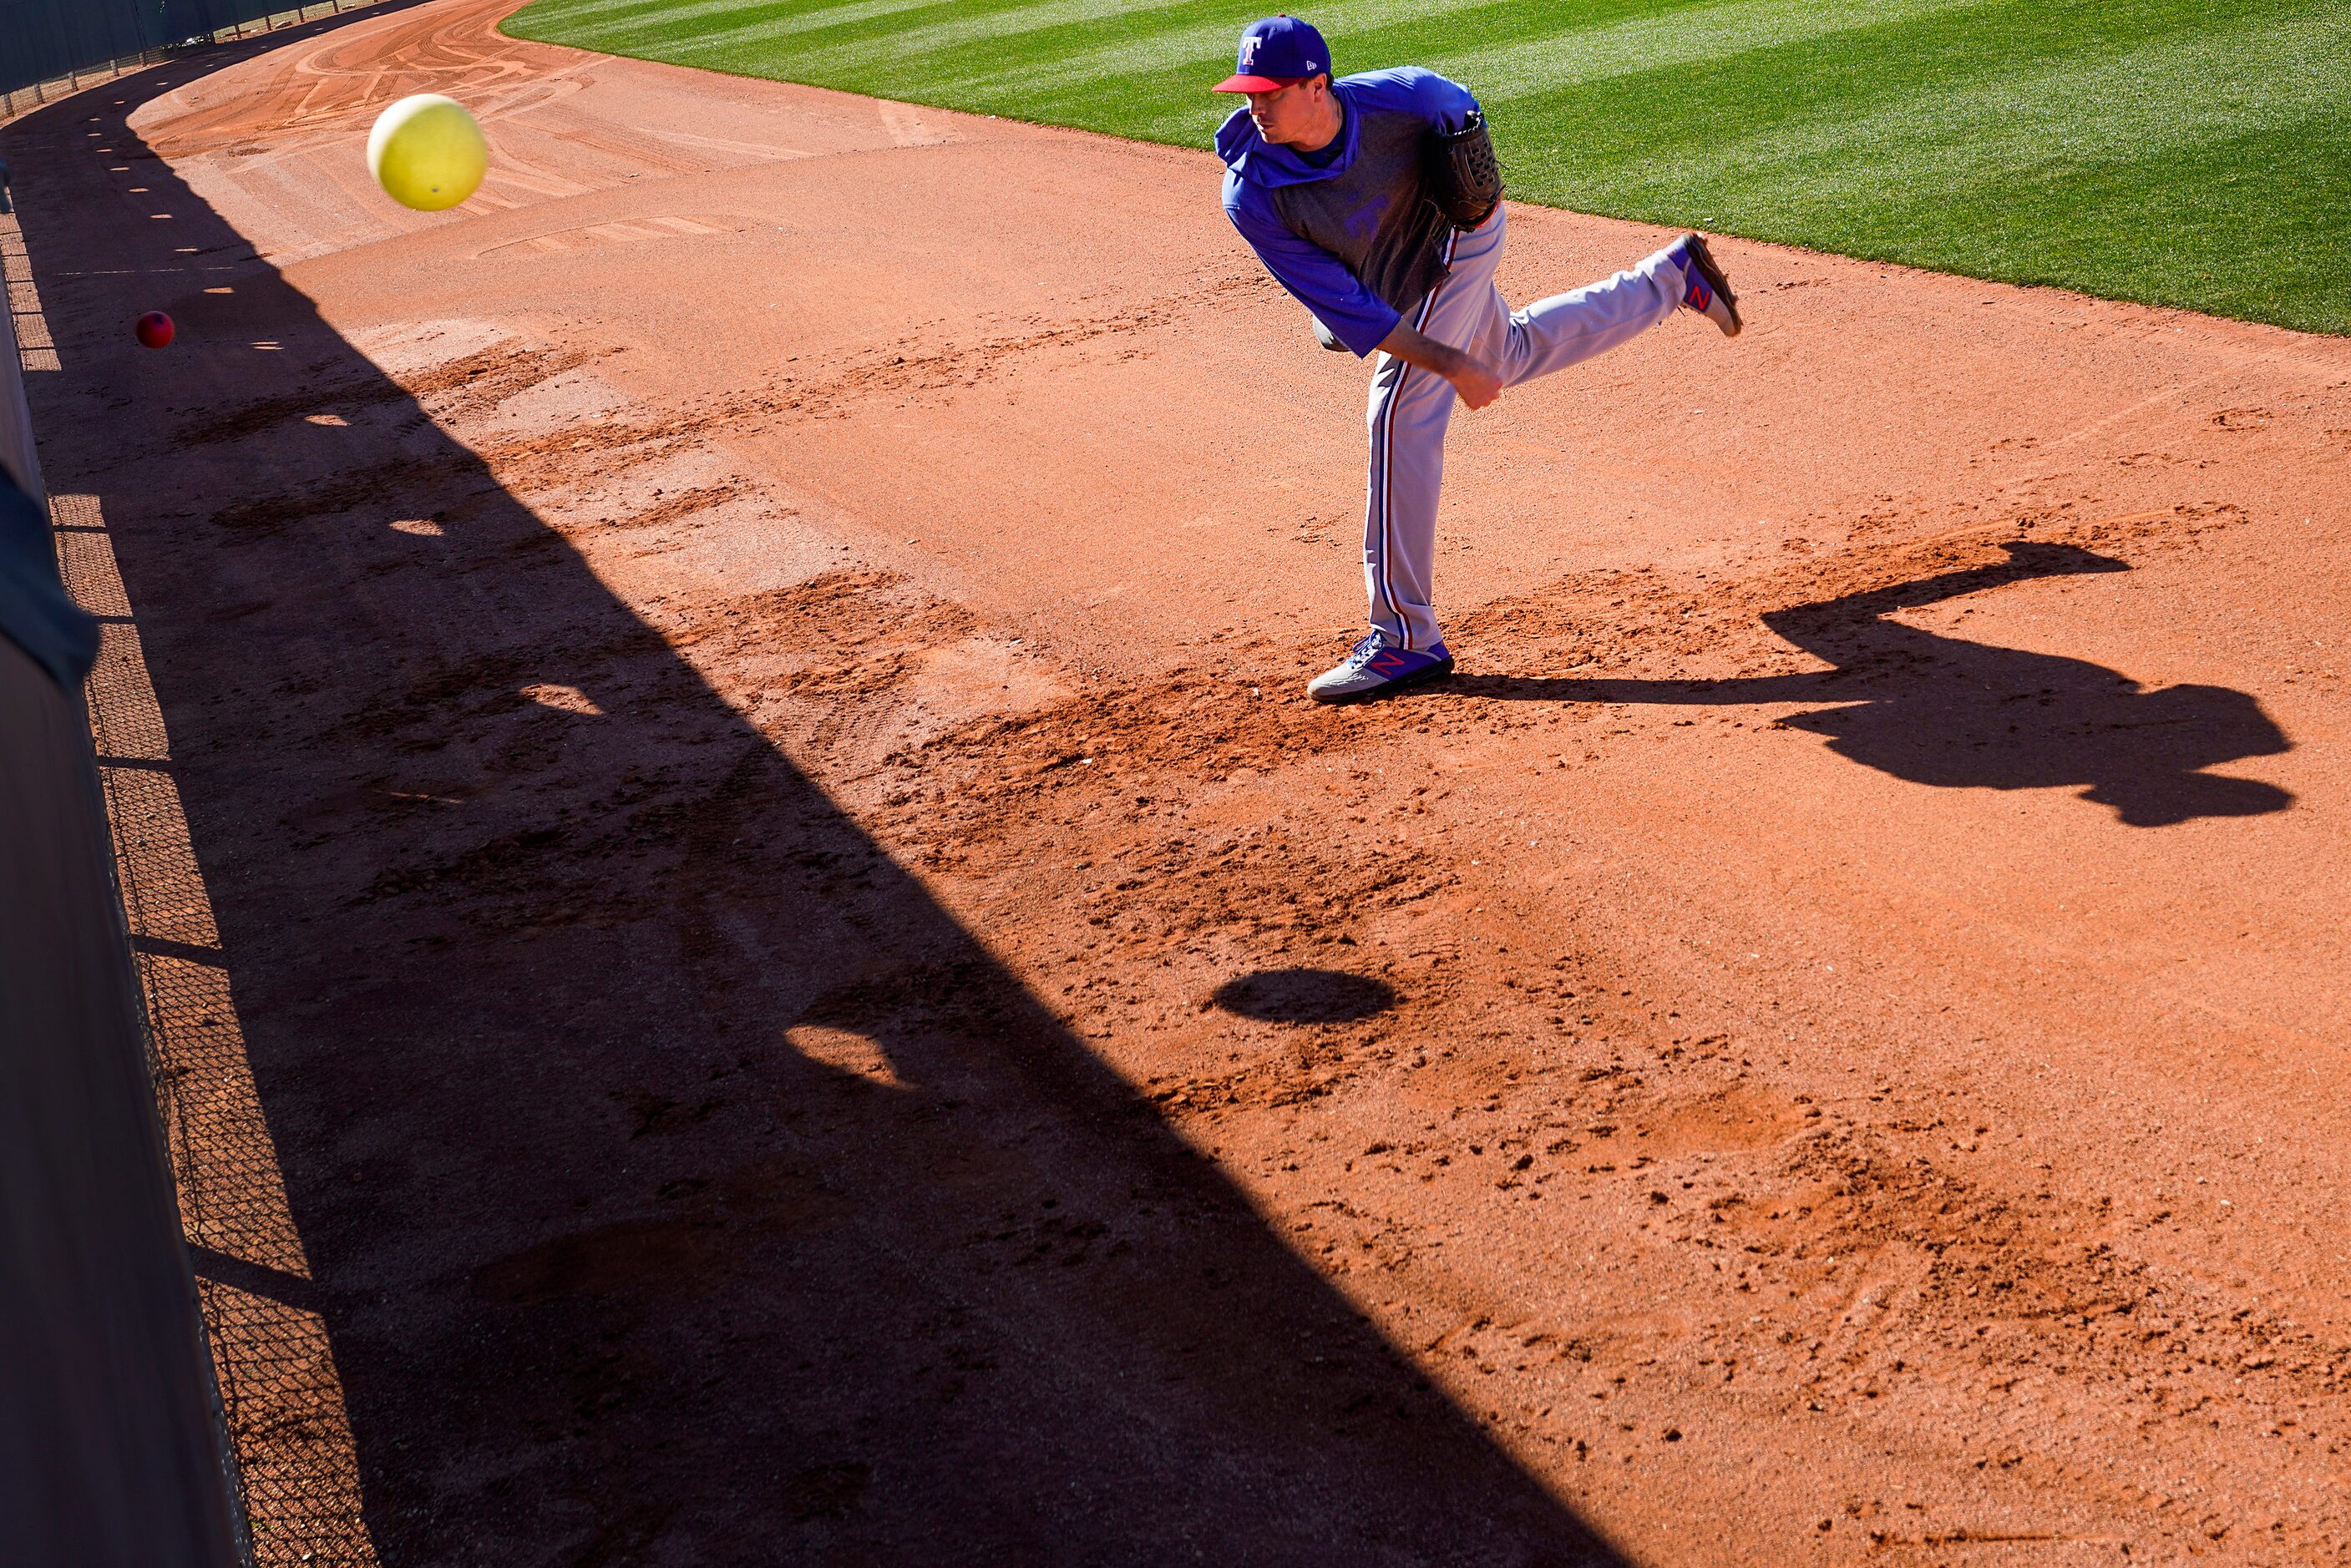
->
xmin=1214 ymin=14 xmax=1330 ymax=93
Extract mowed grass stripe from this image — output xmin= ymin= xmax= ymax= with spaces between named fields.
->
xmin=538 ymin=0 xmax=1093 ymax=54
xmin=675 ymin=0 xmax=1208 ymax=64
xmin=1639 ymin=6 xmax=2349 ymax=205
xmin=1497 ymin=0 xmax=2340 ymax=197
xmin=960 ymin=0 xmax=1988 ymax=105
xmin=503 ymin=0 xmax=2351 ymax=333
xmin=1426 ymin=0 xmax=1995 ymax=103
xmin=1051 ymin=0 xmax=2004 ymax=143
xmin=1480 ymin=0 xmax=2350 ymax=326
xmin=652 ymin=0 xmax=1483 ymax=83
xmin=909 ymin=0 xmax=1516 ymax=96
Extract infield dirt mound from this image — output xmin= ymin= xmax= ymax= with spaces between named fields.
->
xmin=8 ymin=0 xmax=2351 ymax=1561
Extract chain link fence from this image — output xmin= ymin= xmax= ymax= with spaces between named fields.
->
xmin=3 ymin=35 xmax=383 ymax=1549
xmin=0 ymin=140 xmax=248 ymax=1568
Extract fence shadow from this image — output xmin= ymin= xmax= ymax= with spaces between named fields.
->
xmin=1455 ymin=542 xmax=2291 ymax=827
xmin=8 ymin=42 xmax=1629 ymax=1568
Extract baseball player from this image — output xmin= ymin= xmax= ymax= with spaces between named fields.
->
xmin=1214 ymin=15 xmax=1742 ymax=702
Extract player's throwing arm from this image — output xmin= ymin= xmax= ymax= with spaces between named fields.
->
xmin=1211 ymin=17 xmax=1743 ymax=702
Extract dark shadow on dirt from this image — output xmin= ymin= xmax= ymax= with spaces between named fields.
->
xmin=7 ymin=43 xmax=1629 ymax=1568
xmin=1455 ymin=542 xmax=2291 ymax=827
xmin=1214 ymin=969 xmax=1396 ymax=1024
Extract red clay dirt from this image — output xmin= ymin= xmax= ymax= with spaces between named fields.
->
xmin=9 ymin=0 xmax=2351 ymax=1561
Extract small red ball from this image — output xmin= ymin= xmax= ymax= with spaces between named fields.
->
xmin=134 ymin=311 xmax=174 ymax=349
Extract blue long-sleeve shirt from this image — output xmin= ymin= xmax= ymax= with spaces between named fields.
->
xmin=1217 ymin=67 xmax=1482 ymax=356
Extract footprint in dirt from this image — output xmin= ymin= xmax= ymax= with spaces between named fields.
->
xmin=1462 ymin=542 xmax=2292 ymax=827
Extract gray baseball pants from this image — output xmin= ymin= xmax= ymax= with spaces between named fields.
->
xmin=1363 ymin=205 xmax=1691 ymax=651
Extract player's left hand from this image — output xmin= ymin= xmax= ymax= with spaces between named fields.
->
xmin=1375 ymin=321 xmax=1502 ymax=408
xmin=1446 ymin=357 xmax=1502 ymax=410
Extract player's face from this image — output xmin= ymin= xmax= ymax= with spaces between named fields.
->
xmin=1245 ymin=78 xmax=1331 ymax=147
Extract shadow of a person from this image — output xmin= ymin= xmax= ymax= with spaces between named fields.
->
xmin=1766 ymin=542 xmax=2291 ymax=826
xmin=1457 ymin=542 xmax=2291 ymax=827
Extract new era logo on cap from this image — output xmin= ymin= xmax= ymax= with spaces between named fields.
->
xmin=1214 ymin=14 xmax=1330 ymax=92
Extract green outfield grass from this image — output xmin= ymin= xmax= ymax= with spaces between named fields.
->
xmin=502 ymin=0 xmax=2351 ymax=334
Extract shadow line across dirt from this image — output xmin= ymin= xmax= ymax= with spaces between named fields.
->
xmin=1453 ymin=542 xmax=2290 ymax=827
xmin=7 ymin=33 xmax=1635 ymax=1568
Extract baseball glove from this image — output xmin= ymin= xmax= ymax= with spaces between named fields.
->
xmin=1425 ymin=110 xmax=1502 ymax=230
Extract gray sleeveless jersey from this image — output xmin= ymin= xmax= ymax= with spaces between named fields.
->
xmin=1268 ymin=105 xmax=1452 ymax=317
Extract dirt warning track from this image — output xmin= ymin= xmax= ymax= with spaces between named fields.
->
xmin=9 ymin=0 xmax=2351 ymax=1560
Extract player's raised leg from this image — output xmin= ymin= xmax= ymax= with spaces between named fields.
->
xmin=1483 ymin=227 xmax=1740 ymax=389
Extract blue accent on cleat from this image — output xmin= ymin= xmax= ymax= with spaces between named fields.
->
xmin=1668 ymin=232 xmax=1742 ymax=336
xmin=1308 ymin=632 xmax=1456 ymax=703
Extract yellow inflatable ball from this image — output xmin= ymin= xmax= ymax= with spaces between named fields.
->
xmin=367 ymin=94 xmax=488 ymax=212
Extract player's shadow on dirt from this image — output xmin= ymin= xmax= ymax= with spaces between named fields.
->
xmin=1459 ymin=542 xmax=2291 ymax=827
xmin=8 ymin=46 xmax=1631 ymax=1568
xmin=1215 ymin=969 xmax=1396 ymax=1023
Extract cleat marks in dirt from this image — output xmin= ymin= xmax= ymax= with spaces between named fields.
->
xmin=708 ymin=277 xmax=1269 ymax=424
